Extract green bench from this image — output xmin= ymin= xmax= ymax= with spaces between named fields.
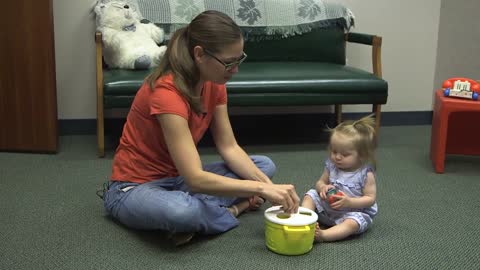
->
xmin=95 ymin=27 xmax=387 ymax=157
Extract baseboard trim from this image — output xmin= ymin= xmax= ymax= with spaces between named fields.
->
xmin=59 ymin=111 xmax=433 ymax=136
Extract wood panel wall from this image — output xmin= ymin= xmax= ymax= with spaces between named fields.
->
xmin=0 ymin=0 xmax=58 ymax=152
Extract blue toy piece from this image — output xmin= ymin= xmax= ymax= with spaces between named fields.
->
xmin=444 ymin=88 xmax=450 ymax=97
xmin=473 ymin=92 xmax=479 ymax=101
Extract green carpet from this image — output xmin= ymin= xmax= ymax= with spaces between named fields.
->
xmin=1 ymin=125 xmax=479 ymax=269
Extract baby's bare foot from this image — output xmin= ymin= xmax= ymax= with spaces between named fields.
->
xmin=314 ymin=223 xmax=324 ymax=242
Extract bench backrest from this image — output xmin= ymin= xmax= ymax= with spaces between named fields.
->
xmin=97 ymin=26 xmax=347 ymax=68
xmin=243 ymin=27 xmax=346 ymax=65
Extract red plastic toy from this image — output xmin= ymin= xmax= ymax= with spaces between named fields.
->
xmin=442 ymin=77 xmax=479 ymax=101
xmin=326 ymin=188 xmax=344 ymax=204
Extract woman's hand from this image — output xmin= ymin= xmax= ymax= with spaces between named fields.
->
xmin=261 ymin=184 xmax=300 ymax=213
xmin=319 ymin=184 xmax=335 ymax=200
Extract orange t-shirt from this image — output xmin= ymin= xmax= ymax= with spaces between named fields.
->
xmin=110 ymin=74 xmax=227 ymax=183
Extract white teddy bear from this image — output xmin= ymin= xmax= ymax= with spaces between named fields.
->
xmin=94 ymin=0 xmax=167 ymax=69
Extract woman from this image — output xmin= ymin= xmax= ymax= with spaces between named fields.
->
xmin=102 ymin=10 xmax=299 ymax=245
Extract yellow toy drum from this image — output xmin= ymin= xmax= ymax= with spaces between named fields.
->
xmin=264 ymin=206 xmax=318 ymax=255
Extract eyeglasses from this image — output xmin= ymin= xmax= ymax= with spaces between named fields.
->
xmin=204 ymin=49 xmax=247 ymax=71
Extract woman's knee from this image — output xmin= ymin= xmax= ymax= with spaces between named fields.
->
xmin=167 ymin=206 xmax=200 ymax=225
xmin=251 ymin=155 xmax=276 ymax=178
xmin=116 ymin=198 xmax=200 ymax=231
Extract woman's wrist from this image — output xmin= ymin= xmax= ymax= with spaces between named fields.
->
xmin=255 ymin=182 xmax=266 ymax=197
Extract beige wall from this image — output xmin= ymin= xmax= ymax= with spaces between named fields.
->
xmin=434 ymin=0 xmax=480 ymax=89
xmin=53 ymin=0 xmax=97 ymax=120
xmin=338 ymin=0 xmax=441 ymax=112
xmin=53 ymin=0 xmax=444 ymax=119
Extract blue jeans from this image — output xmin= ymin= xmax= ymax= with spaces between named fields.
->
xmin=103 ymin=155 xmax=276 ymax=235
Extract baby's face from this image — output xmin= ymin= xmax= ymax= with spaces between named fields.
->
xmin=329 ymin=133 xmax=361 ymax=171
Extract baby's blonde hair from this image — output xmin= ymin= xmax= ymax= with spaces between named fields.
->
xmin=328 ymin=114 xmax=377 ymax=168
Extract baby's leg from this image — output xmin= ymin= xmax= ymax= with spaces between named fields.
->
xmin=315 ymin=218 xmax=359 ymax=242
xmin=302 ymin=191 xmax=328 ymax=234
xmin=302 ymin=190 xmax=329 ymax=229
xmin=302 ymin=189 xmax=326 ymax=213
xmin=301 ymin=193 xmax=316 ymax=211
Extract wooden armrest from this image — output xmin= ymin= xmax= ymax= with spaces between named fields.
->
xmin=345 ymin=32 xmax=384 ymax=132
xmin=345 ymin=32 xmax=383 ymax=78
xmin=95 ymin=31 xmax=103 ymax=96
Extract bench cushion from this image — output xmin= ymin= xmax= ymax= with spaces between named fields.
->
xmin=103 ymin=69 xmax=150 ymax=108
xmin=227 ymin=62 xmax=387 ymax=106
xmin=103 ymin=62 xmax=387 ymax=108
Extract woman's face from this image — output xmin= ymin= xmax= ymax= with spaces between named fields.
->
xmin=196 ymin=39 xmax=245 ymax=84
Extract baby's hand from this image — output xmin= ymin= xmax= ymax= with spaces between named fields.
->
xmin=319 ymin=185 xmax=335 ymax=200
xmin=329 ymin=194 xmax=349 ymax=210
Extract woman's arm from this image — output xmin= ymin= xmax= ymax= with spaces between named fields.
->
xmin=157 ymin=113 xmax=260 ymax=196
xmin=209 ymin=104 xmax=273 ymax=185
xmin=156 ymin=112 xmax=299 ymax=212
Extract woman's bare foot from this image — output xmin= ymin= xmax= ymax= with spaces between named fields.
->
xmin=247 ymin=196 xmax=265 ymax=211
xmin=228 ymin=201 xmax=249 ymax=217
xmin=169 ymin=232 xmax=195 ymax=246
xmin=227 ymin=205 xmax=240 ymax=217
xmin=227 ymin=196 xmax=265 ymax=217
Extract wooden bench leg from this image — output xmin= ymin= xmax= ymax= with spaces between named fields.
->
xmin=335 ymin=104 xmax=342 ymax=125
xmin=96 ymin=69 xmax=105 ymax=158
xmin=97 ymin=112 xmax=105 ymax=158
xmin=372 ymin=104 xmax=381 ymax=134
xmin=95 ymin=31 xmax=105 ymax=158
